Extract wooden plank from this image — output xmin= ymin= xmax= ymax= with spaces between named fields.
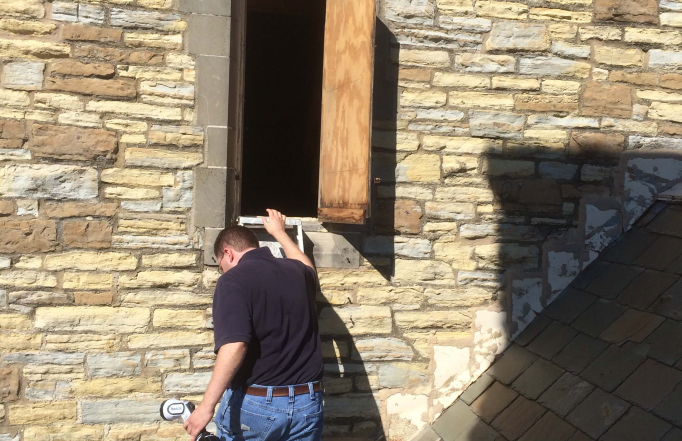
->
xmin=318 ymin=208 xmax=365 ymax=224
xmin=318 ymin=0 xmax=375 ymax=224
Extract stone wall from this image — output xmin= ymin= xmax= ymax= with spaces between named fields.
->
xmin=4 ymin=0 xmax=682 ymax=441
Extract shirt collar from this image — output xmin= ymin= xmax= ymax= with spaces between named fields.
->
xmin=239 ymin=247 xmax=273 ymax=264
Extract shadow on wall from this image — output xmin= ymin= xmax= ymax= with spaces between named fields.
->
xmin=311 ymin=19 xmax=399 ymax=441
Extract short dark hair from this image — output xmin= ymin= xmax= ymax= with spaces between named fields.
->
xmin=213 ymin=226 xmax=259 ymax=258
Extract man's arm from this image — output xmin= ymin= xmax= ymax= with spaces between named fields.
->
xmin=262 ymin=209 xmax=314 ymax=268
xmin=183 ymin=342 xmax=248 ymax=441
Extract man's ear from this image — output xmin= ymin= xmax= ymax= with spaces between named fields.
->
xmin=224 ymin=246 xmax=233 ymax=262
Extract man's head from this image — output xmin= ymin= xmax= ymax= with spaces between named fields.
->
xmin=213 ymin=226 xmax=259 ymax=274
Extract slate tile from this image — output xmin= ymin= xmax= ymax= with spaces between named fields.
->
xmin=566 ymin=432 xmax=591 ymax=441
xmin=656 ymin=383 xmax=682 ymax=426
xmin=647 ymin=205 xmax=682 ymax=236
xmin=618 ymin=270 xmax=680 ymax=311
xmin=538 ymin=372 xmax=594 ymax=417
xmin=515 ymin=315 xmax=552 ymax=347
xmin=518 ymin=411 xmax=576 ymax=441
xmin=599 ymin=309 xmax=660 ymax=344
xmin=629 ymin=314 xmax=666 ymax=343
xmin=581 ymin=345 xmax=645 ymax=392
xmin=432 ymin=400 xmax=499 ymax=441
xmin=571 ymin=299 xmax=627 ymax=338
xmin=410 ymin=427 xmax=442 ymax=441
xmin=471 ymin=381 xmax=519 ymax=423
xmin=634 ymin=236 xmax=682 ymax=271
xmin=667 ymin=255 xmax=682 ymax=275
xmin=566 ymin=389 xmax=630 ymax=439
xmin=552 ymin=333 xmax=609 ymax=374
xmin=615 ymin=359 xmax=682 ymax=410
xmin=664 ymin=428 xmax=682 ymax=441
xmin=585 ymin=263 xmax=644 ymax=300
xmin=571 ymin=261 xmax=610 ymax=290
xmin=512 ymin=358 xmax=564 ymax=400
xmin=487 ymin=345 xmax=538 ymax=385
xmin=460 ymin=373 xmax=495 ymax=405
xmin=600 ymin=230 xmax=659 ymax=265
xmin=527 ymin=321 xmax=578 ymax=360
xmin=600 ymin=406 xmax=672 ymax=441
xmin=651 ymin=278 xmax=682 ymax=321
xmin=645 ymin=319 xmax=682 ymax=366
xmin=543 ymin=289 xmax=597 ymax=325
xmin=491 ymin=395 xmax=547 ymax=441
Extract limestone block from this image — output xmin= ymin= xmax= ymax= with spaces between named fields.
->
xmin=539 ymin=162 xmax=579 ymax=180
xmin=439 ymin=16 xmax=491 ymax=32
xmin=649 ymin=50 xmax=682 ymax=70
xmin=427 ymin=287 xmax=492 ymax=308
xmin=9 ymin=402 xmax=77 ymax=425
xmin=0 ymin=0 xmax=44 ymax=18
xmin=23 ymin=426 xmax=102 ymax=440
xmin=394 ymin=259 xmax=455 ymax=282
xmin=110 ymin=9 xmax=186 ymax=31
xmin=318 ymin=306 xmax=392 ymax=335
xmin=104 ymin=187 xmax=161 ymax=199
xmin=638 ymin=89 xmax=682 ymax=102
xmin=118 ymin=271 xmax=200 ymax=288
xmin=385 ymin=0 xmax=434 ymax=26
xmin=35 ymin=307 xmax=150 ymax=332
xmin=515 ymin=94 xmax=578 ymax=112
xmin=149 ymin=125 xmax=203 ymax=146
xmin=153 ymin=309 xmax=205 ymax=329
xmin=0 ymin=88 xmax=29 ymax=107
xmin=0 ymin=18 xmax=55 ymax=34
xmin=549 ymin=23 xmax=578 ymax=39
xmin=78 ymin=4 xmax=105 ymax=25
xmin=432 ymin=73 xmax=488 ymax=89
xmin=193 ymin=349 xmax=217 ymax=368
xmin=449 ymin=91 xmax=514 ymax=109
xmin=57 ymin=112 xmax=103 ymax=128
xmin=434 ymin=186 xmax=494 ymax=203
xmin=396 ymin=154 xmax=440 ymax=182
xmin=30 ymin=124 xmax=116 ymax=160
xmin=163 ymin=188 xmax=192 ymax=209
xmin=145 ymin=349 xmax=190 ymax=370
xmin=475 ymin=1 xmax=528 ymax=19
xmin=322 ymin=395 xmax=382 ymax=418
xmin=117 ymin=217 xmax=185 ymax=236
xmin=475 ymin=243 xmax=539 ymax=270
xmin=519 ymin=57 xmax=591 ymax=78
xmin=481 ymin=159 xmax=534 ymax=177
xmin=120 ymin=291 xmax=210 ymax=306
xmin=423 ymin=135 xmax=503 ymax=154
xmin=594 ymin=0 xmax=658 ymax=23
xmin=400 ymin=90 xmax=446 ymax=108
xmin=72 ymin=377 xmax=160 ymax=397
xmin=542 ymin=79 xmax=581 ymax=94
xmin=124 ymin=32 xmax=183 ymax=49
xmin=44 ymin=251 xmax=137 ymax=271
xmin=649 ymin=102 xmax=682 ymax=123
xmin=594 ymin=46 xmax=643 ymax=67
xmin=628 ymin=135 xmax=682 ymax=150
xmin=394 ymin=311 xmax=470 ymax=329
xmin=582 ymin=82 xmax=632 ymax=117
xmin=164 ymin=372 xmax=211 ymax=394
xmin=602 ymin=118 xmax=657 ymax=135
xmin=352 ymin=338 xmax=414 ymax=361
xmin=81 ymin=400 xmax=162 ymax=424
xmin=46 ymin=77 xmax=135 ymax=98
xmin=356 ymin=286 xmax=424 ymax=308
xmin=63 ymin=272 xmax=113 ymax=290
xmin=0 ymin=220 xmax=56 ymax=253
xmin=579 ymin=26 xmax=622 ymax=41
xmin=399 ymin=49 xmax=450 ymax=68
xmin=62 ymin=24 xmax=121 ymax=42
xmin=43 ymin=202 xmax=117 ymax=218
xmin=125 ymin=148 xmax=201 ymax=168
xmin=469 ymin=111 xmax=525 ymax=139
xmin=0 ymin=164 xmax=97 ymax=200
xmin=3 ymin=62 xmax=44 ymax=90
xmin=87 ymin=101 xmax=181 ymax=120
xmin=551 ymin=41 xmax=590 ymax=59
xmin=527 ymin=115 xmax=599 ymax=128
xmin=34 ymin=92 xmax=84 ymax=111
xmin=0 ymin=367 xmax=19 ymax=404
xmin=43 ymin=334 xmax=117 ymax=351
xmin=0 ymin=271 xmax=56 ymax=288
xmin=127 ymin=331 xmax=213 ymax=349
xmin=141 ymin=253 xmax=196 ymax=268
xmin=442 ymin=156 xmax=479 ymax=176
xmin=529 ymin=8 xmax=592 ymax=22
xmin=0 ymin=39 xmax=68 ymax=61
xmin=624 ymin=28 xmax=682 ymax=45
xmin=492 ymin=76 xmax=540 ymax=91
xmin=455 ymin=53 xmax=515 ymax=73
xmin=425 ymin=202 xmax=475 ymax=220
xmin=118 ymin=66 xmax=183 ymax=81
xmin=485 ymin=22 xmax=549 ymax=52
xmin=379 ymin=363 xmax=429 ymax=388
xmin=8 ymin=290 xmax=68 ymax=307
xmin=112 ymin=235 xmax=192 ymax=249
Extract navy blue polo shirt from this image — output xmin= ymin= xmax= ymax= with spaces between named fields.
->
xmin=212 ymin=247 xmax=323 ymax=387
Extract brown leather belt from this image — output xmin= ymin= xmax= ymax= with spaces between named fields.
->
xmin=245 ymin=382 xmax=323 ymax=397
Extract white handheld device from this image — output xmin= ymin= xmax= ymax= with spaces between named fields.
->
xmin=160 ymin=399 xmax=220 ymax=441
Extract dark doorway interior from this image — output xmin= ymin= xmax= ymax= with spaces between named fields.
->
xmin=240 ymin=0 xmax=326 ymax=218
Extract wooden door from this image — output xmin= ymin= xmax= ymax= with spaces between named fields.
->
xmin=318 ymin=0 xmax=376 ymax=224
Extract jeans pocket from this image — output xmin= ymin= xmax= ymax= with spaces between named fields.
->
xmin=302 ymin=408 xmax=324 ymax=438
xmin=227 ymin=406 xmax=276 ymax=441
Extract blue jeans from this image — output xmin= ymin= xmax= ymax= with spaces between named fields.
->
xmin=215 ymin=383 xmax=323 ymax=441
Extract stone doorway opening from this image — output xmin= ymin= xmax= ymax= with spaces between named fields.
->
xmin=240 ymin=0 xmax=327 ymax=218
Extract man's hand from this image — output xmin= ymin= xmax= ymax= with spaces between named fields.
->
xmin=183 ymin=405 xmax=213 ymax=441
xmin=261 ymin=209 xmax=287 ymax=237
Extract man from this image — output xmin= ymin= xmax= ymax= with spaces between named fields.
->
xmin=184 ymin=209 xmax=324 ymax=441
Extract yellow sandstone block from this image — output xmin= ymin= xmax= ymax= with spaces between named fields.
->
xmin=72 ymin=377 xmax=161 ymax=397
xmin=9 ymin=402 xmax=77 ymax=425
xmin=63 ymin=272 xmax=113 ymax=290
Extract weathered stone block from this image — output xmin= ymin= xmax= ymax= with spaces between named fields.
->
xmin=396 ymin=154 xmax=441 ymax=182
xmin=519 ymin=57 xmax=591 ymax=78
xmin=164 ymin=372 xmax=211 ymax=394
xmin=146 ymin=349 xmax=190 ymax=370
xmin=485 ymin=22 xmax=549 ymax=52
xmin=0 ymin=0 xmax=44 ymax=18
xmin=0 ymin=368 xmax=19 ymax=402
xmin=9 ymin=402 xmax=77 ymax=424
xmin=595 ymin=0 xmax=658 ymax=23
xmin=0 ymin=220 xmax=56 ymax=253
xmin=46 ymin=77 xmax=135 ymax=98
xmin=0 ymin=271 xmax=56 ymax=288
xmin=128 ymin=331 xmax=212 ymax=349
xmin=475 ymin=0 xmax=528 ymax=19
xmin=0 ymin=164 xmax=97 ymax=200
xmin=482 ymin=159 xmax=534 ymax=177
xmin=153 ymin=309 xmax=205 ymax=329
xmin=469 ymin=111 xmax=525 ymax=139
xmin=81 ymin=400 xmax=162 ymax=424
xmin=123 ymin=32 xmax=183 ymax=49
xmin=394 ymin=311 xmax=470 ymax=329
xmin=110 ymin=9 xmax=185 ymax=31
xmin=352 ymin=338 xmax=414 ymax=361
xmin=35 ymin=307 xmax=150 ymax=332
xmin=455 ymin=53 xmax=515 ymax=72
xmin=72 ymin=377 xmax=160 ymax=397
xmin=44 ymin=201 xmax=117 ymax=218
xmin=3 ymin=61 xmax=44 ymax=90
xmin=0 ymin=38 xmax=69 ymax=60
xmin=582 ymin=82 xmax=632 ymax=117
xmin=399 ymin=49 xmax=450 ymax=68
xmin=569 ymin=133 xmax=625 ymax=157
xmin=594 ymin=46 xmax=644 ymax=67
xmin=125 ymin=148 xmax=201 ymax=168
xmin=394 ymin=259 xmax=455 ymax=282
xmin=44 ymin=251 xmax=136 ymax=271
xmin=425 ymin=201 xmax=475 ymax=220
xmin=515 ymin=94 xmax=579 ymax=112
xmin=529 ymin=8 xmax=592 ymax=22
xmin=30 ymin=124 xmax=116 ymax=160
xmin=648 ymin=102 xmax=682 ymax=123
xmin=62 ymin=24 xmax=121 ymax=42
xmin=449 ymin=91 xmax=514 ymax=109
xmin=475 ymin=243 xmax=539 ymax=270
xmin=319 ymin=306 xmax=392 ymax=335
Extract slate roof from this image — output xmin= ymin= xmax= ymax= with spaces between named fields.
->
xmin=423 ymin=202 xmax=682 ymax=441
